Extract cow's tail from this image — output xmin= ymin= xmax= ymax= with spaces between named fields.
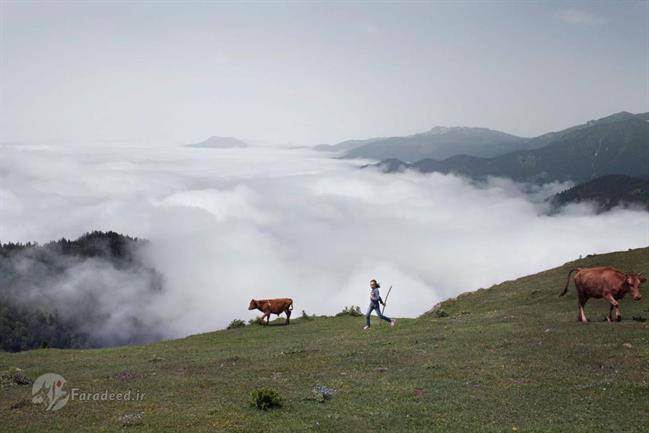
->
xmin=560 ymin=269 xmax=578 ymax=297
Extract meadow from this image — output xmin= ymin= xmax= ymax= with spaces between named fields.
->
xmin=1 ymin=247 xmax=648 ymax=433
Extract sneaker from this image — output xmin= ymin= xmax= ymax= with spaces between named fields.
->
xmin=363 ymin=325 xmax=370 ymax=330
xmin=390 ymin=319 xmax=396 ymax=327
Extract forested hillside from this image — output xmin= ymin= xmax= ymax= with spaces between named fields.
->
xmin=0 ymin=232 xmax=164 ymax=352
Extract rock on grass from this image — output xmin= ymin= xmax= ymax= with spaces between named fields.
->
xmin=1 ymin=368 xmax=32 ymax=386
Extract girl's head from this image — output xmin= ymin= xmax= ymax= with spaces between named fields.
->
xmin=370 ymin=279 xmax=380 ymax=288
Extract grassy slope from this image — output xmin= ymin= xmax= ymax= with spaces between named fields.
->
xmin=1 ymin=248 xmax=648 ymax=433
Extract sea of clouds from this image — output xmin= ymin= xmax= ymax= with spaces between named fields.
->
xmin=1 ymin=142 xmax=647 ymax=340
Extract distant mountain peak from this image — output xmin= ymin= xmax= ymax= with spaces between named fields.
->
xmin=425 ymin=126 xmax=453 ymax=135
xmin=422 ymin=126 xmax=506 ymax=136
xmin=586 ymin=111 xmax=638 ymax=126
xmin=186 ymin=136 xmax=248 ymax=149
xmin=337 ymin=124 xmax=525 ymax=162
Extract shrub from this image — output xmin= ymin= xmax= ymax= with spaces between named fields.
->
xmin=336 ymin=305 xmax=363 ymax=317
xmin=249 ymin=388 xmax=282 ymax=410
xmin=248 ymin=317 xmax=264 ymax=326
xmin=312 ymin=384 xmax=336 ymax=403
xmin=227 ymin=319 xmax=246 ymax=329
xmin=301 ymin=310 xmax=314 ymax=320
xmin=434 ymin=309 xmax=449 ymax=318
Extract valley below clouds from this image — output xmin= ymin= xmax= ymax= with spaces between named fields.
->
xmin=1 ymin=143 xmax=647 ymax=340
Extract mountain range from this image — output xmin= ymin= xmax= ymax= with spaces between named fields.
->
xmin=365 ymin=112 xmax=649 ymax=184
xmin=317 ymin=126 xmax=533 ymax=161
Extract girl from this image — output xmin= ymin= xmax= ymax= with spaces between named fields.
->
xmin=364 ymin=279 xmax=396 ymax=330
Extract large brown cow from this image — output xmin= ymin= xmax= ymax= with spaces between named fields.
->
xmin=248 ymin=298 xmax=293 ymax=325
xmin=560 ymin=266 xmax=645 ymax=322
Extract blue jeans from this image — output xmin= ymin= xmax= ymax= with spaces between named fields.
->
xmin=366 ymin=302 xmax=392 ymax=327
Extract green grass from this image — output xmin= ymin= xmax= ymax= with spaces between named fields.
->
xmin=1 ymin=248 xmax=648 ymax=432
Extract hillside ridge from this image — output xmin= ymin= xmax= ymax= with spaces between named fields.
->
xmin=2 ymin=247 xmax=648 ymax=432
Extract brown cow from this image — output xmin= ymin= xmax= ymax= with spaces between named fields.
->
xmin=560 ymin=266 xmax=645 ymax=322
xmin=248 ymin=298 xmax=293 ymax=325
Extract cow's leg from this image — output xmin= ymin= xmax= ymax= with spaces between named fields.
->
xmin=605 ymin=295 xmax=621 ymax=322
xmin=266 ymin=313 xmax=271 ymax=325
xmin=285 ymin=308 xmax=291 ymax=325
xmin=577 ymin=293 xmax=588 ymax=322
xmin=608 ymin=304 xmax=614 ymax=322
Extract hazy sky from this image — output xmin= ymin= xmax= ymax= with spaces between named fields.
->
xmin=1 ymin=1 xmax=648 ymax=145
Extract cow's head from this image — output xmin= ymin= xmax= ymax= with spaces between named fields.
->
xmin=625 ymin=273 xmax=645 ymax=301
xmin=248 ymin=299 xmax=257 ymax=310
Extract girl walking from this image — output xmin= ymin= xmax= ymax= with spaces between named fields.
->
xmin=363 ymin=279 xmax=396 ymax=330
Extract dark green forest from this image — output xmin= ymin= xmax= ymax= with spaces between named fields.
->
xmin=0 ymin=231 xmax=164 ymax=352
xmin=551 ymin=174 xmax=649 ymax=212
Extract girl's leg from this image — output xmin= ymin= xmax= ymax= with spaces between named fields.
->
xmin=372 ymin=304 xmax=391 ymax=322
xmin=377 ymin=310 xmax=392 ymax=322
xmin=365 ymin=305 xmax=373 ymax=327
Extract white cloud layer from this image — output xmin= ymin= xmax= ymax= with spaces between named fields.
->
xmin=0 ymin=143 xmax=647 ymax=338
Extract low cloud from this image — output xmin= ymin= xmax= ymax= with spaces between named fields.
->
xmin=0 ymin=143 xmax=646 ymax=340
